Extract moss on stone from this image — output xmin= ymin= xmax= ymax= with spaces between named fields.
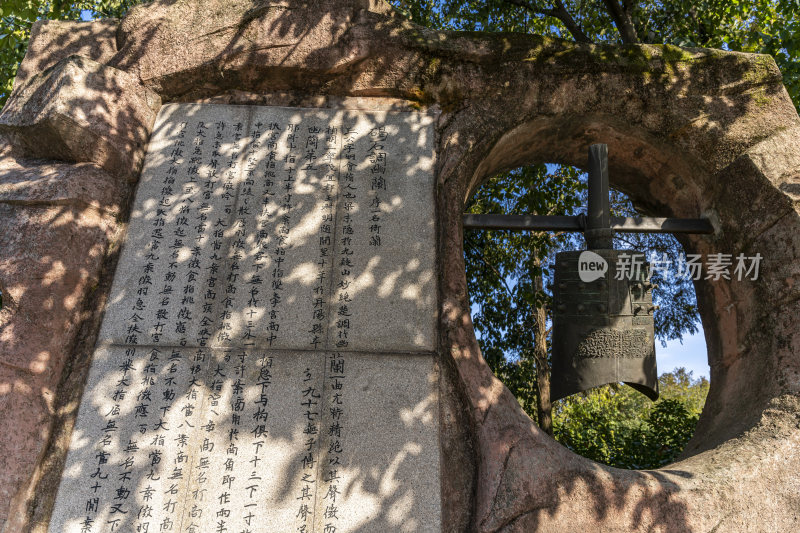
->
xmin=741 ymin=54 xmax=782 ymax=85
xmin=751 ymin=86 xmax=774 ymax=107
xmin=400 ymin=23 xmax=779 ymax=98
xmin=405 ymin=82 xmax=463 ymax=113
xmin=405 ymin=87 xmax=435 ymax=109
xmin=424 ymin=57 xmax=441 ymax=81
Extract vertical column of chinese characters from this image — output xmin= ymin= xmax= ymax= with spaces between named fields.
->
xmin=334 ymin=124 xmax=360 ymax=350
xmin=72 ymin=349 xmax=113 ymax=532
xmin=308 ymin=124 xmax=338 ymax=350
xmin=295 ymin=364 xmax=322 ymax=532
xmin=132 ymin=348 xmax=161 ymax=533
xmin=314 ymin=120 xmax=358 ymax=533
xmin=166 ymin=125 xmax=198 ymax=348
xmin=300 ymin=124 xmax=321 ymax=351
xmin=131 ymin=347 xmax=161 ymax=533
xmin=366 ymin=126 xmax=388 ymax=249
xmin=167 ymin=347 xmax=201 ymax=533
xmin=319 ymin=352 xmax=346 ymax=532
xmin=242 ymin=351 xmax=274 ymax=529
xmin=196 ymin=121 xmax=226 ymax=348
xmin=94 ymin=348 xmax=137 ymax=532
xmin=130 ymin=347 xmax=197 ymax=533
xmin=269 ymin=122 xmax=299 ymax=347
xmin=174 ymin=121 xmax=209 ymax=347
xmin=181 ymin=346 xmax=210 ymax=533
xmin=216 ymin=121 xmax=245 ymax=346
xmin=261 ymin=123 xmax=281 ymax=346
xmin=208 ymin=348 xmax=247 ymax=532
xmin=192 ymin=349 xmax=229 ymax=532
xmin=137 ymin=121 xmax=188 ymax=347
xmin=238 ymin=122 xmax=264 ymax=347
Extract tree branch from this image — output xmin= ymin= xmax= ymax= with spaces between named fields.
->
xmin=502 ymin=0 xmax=593 ymax=43
xmin=465 ymin=236 xmax=516 ymax=298
xmin=601 ymin=0 xmax=640 ymax=44
xmin=549 ymin=0 xmax=593 ymax=43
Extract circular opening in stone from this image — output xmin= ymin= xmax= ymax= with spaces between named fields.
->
xmin=464 ymin=163 xmax=710 ymax=469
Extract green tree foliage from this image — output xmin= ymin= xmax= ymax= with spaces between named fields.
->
xmin=465 ymin=164 xmax=582 ymax=416
xmin=0 ymin=1 xmax=140 ymax=106
xmin=553 ymin=368 xmax=709 ymax=469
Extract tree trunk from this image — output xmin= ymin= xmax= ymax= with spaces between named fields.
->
xmin=534 ymin=261 xmax=553 ymax=435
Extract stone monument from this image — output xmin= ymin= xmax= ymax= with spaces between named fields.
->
xmin=0 ymin=1 xmax=799 ymax=532
xmin=48 ymin=103 xmax=440 ymax=532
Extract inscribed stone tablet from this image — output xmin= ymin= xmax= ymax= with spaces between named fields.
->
xmin=99 ymin=104 xmax=436 ymax=353
xmin=328 ymin=110 xmax=437 ymax=353
xmin=50 ymin=347 xmax=441 ymax=532
xmin=50 ymin=103 xmax=441 ymax=533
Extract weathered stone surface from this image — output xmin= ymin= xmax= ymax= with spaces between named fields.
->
xmin=0 ymin=159 xmax=120 ymax=528
xmin=1 ymin=0 xmax=799 ymax=532
xmin=0 ymin=154 xmax=124 ymax=215
xmin=431 ymin=48 xmax=800 ymax=533
xmin=0 ymin=202 xmax=115 ymax=375
xmin=12 ymin=19 xmax=118 ymax=92
xmin=111 ymin=0 xmax=396 ymax=97
xmin=191 ymin=92 xmax=422 ymax=112
xmin=0 ymin=56 xmax=161 ymax=181
xmin=47 ymin=101 xmax=440 ymax=531
xmin=98 ymin=103 xmax=437 ymax=353
xmin=0 ymin=365 xmax=56 ymax=524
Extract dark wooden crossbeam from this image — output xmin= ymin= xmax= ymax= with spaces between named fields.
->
xmin=463 ymin=144 xmax=714 ymax=238
xmin=462 ymin=214 xmax=714 ymax=234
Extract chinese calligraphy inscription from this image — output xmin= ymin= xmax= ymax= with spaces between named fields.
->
xmin=49 ymin=104 xmax=440 ymax=533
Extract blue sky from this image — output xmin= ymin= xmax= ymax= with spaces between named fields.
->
xmin=659 ymin=326 xmax=709 ymax=379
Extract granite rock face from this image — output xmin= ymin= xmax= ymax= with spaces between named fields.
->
xmin=0 ymin=56 xmax=161 ymax=181
xmin=0 ymin=0 xmax=799 ymax=532
xmin=0 ymin=18 xmax=157 ymax=532
xmin=0 ymin=151 xmax=123 ymax=532
xmin=12 ymin=19 xmax=119 ymax=92
xmin=110 ymin=0 xmax=397 ymax=98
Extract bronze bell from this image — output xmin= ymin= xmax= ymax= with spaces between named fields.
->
xmin=462 ymin=144 xmax=715 ymax=400
xmin=462 ymin=145 xmax=717 ymax=401
xmin=550 ymin=144 xmax=658 ymax=402
xmin=461 ymin=144 xmax=717 ymax=400
xmin=550 ymin=249 xmax=659 ymax=402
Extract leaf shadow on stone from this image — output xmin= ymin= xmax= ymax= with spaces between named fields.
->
xmin=1 ymin=0 xmax=798 ymax=531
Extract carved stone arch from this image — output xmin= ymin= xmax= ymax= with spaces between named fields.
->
xmin=460 ymin=109 xmax=796 ymax=441
xmin=435 ymin=47 xmax=800 ymax=533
